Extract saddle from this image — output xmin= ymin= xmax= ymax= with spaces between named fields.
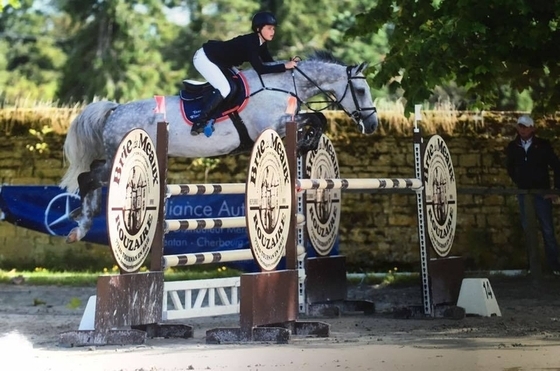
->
xmin=180 ymin=68 xmax=249 ymax=124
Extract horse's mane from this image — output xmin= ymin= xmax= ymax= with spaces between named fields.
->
xmin=305 ymin=50 xmax=345 ymax=66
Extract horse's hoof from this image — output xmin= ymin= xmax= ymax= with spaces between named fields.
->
xmin=66 ymin=228 xmax=82 ymax=243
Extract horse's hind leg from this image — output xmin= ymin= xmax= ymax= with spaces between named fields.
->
xmin=66 ymin=160 xmax=108 ymax=243
xmin=67 ymin=187 xmax=102 ymax=243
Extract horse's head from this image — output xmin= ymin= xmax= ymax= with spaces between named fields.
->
xmin=295 ymin=52 xmax=379 ymax=135
xmin=338 ymin=62 xmax=378 ymax=135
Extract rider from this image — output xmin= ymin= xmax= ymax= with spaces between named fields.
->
xmin=190 ymin=11 xmax=298 ymax=135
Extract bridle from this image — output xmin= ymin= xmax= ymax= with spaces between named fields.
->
xmin=250 ymin=61 xmax=377 ymax=129
xmin=291 ymin=64 xmax=377 ymax=126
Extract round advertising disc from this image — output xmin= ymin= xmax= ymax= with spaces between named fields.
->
xmin=107 ymin=129 xmax=161 ymax=273
xmin=304 ymin=135 xmax=341 ymax=256
xmin=423 ymin=135 xmax=457 ymax=257
xmin=245 ymin=129 xmax=292 ymax=271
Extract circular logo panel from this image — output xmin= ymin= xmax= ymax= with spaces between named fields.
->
xmin=108 ymin=129 xmax=160 ymax=273
xmin=246 ymin=129 xmax=292 ymax=271
xmin=423 ymin=135 xmax=457 ymax=257
xmin=44 ymin=192 xmax=81 ymax=236
xmin=304 ymin=135 xmax=341 ymax=256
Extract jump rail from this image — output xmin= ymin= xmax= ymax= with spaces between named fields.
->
xmin=163 ymin=245 xmax=306 ymax=268
xmin=167 ymin=183 xmax=246 ymax=196
xmin=165 ymin=214 xmax=305 ymax=232
xmin=297 ymin=178 xmax=423 ymax=191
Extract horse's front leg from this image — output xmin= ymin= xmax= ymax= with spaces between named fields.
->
xmin=67 ymin=187 xmax=102 ymax=243
xmin=295 ymin=112 xmax=327 ymax=156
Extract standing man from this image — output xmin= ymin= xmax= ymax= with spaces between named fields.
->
xmin=506 ymin=114 xmax=560 ymax=276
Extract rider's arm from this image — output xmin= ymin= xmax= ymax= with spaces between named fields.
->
xmin=249 ymin=48 xmax=286 ymax=74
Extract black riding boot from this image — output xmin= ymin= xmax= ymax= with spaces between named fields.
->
xmin=191 ymin=90 xmax=224 ymax=136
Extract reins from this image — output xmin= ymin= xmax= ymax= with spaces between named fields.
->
xmin=249 ymin=60 xmax=377 ymax=124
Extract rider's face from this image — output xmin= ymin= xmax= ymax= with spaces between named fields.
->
xmin=259 ymin=25 xmax=275 ymax=41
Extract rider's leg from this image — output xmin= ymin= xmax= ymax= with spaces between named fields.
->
xmin=191 ymin=89 xmax=224 ymax=135
xmin=192 ymin=48 xmax=231 ymax=135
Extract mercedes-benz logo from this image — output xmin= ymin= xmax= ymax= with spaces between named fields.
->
xmin=44 ymin=192 xmax=81 ymax=236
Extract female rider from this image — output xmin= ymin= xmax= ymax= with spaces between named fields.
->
xmin=191 ymin=11 xmax=297 ymax=135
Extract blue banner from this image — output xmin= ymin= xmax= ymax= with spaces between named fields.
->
xmin=0 ymin=185 xmax=337 ymax=271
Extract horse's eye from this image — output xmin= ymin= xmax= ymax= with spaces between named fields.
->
xmin=356 ymin=88 xmax=366 ymax=95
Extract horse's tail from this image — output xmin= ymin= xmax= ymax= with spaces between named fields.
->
xmin=59 ymin=101 xmax=120 ymax=193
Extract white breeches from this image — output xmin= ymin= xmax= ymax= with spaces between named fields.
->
xmin=193 ymin=48 xmax=231 ymax=98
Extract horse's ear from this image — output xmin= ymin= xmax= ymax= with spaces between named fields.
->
xmin=357 ymin=62 xmax=369 ymax=73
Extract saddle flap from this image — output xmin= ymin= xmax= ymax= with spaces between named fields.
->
xmin=180 ymin=72 xmax=249 ymax=123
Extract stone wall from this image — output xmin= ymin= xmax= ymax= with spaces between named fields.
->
xmin=1 ymin=116 xmax=558 ymax=272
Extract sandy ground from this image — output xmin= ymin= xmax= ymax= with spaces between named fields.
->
xmin=0 ymin=275 xmax=559 ymax=371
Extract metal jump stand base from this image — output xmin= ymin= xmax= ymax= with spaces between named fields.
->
xmin=305 ymin=255 xmax=375 ymax=317
xmin=58 ymin=272 xmax=193 ymax=347
xmin=206 ymin=320 xmax=330 ymax=344
xmin=205 ymin=269 xmax=330 ymax=344
xmin=392 ymin=256 xmax=466 ymax=320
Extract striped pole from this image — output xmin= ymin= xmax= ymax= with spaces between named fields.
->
xmin=165 ymin=214 xmax=305 ymax=232
xmin=297 ymin=178 xmax=423 ymax=191
xmin=166 ymin=217 xmax=245 ymax=232
xmin=163 ymin=245 xmax=306 ymax=268
xmin=167 ymin=183 xmax=246 ymax=196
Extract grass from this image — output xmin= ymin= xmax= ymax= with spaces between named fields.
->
xmin=347 ymin=270 xmax=421 ymax=287
xmin=0 ymin=266 xmax=422 ymax=287
xmin=0 ymin=265 xmax=244 ymax=286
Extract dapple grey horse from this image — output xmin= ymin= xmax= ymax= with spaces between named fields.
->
xmin=60 ymin=50 xmax=378 ymax=243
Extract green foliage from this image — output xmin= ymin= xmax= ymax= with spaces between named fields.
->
xmin=347 ymin=0 xmax=560 ymax=114
xmin=0 ymin=0 xmax=67 ymax=102
xmin=26 ymin=125 xmax=53 ymax=154
xmin=0 ymin=0 xmax=21 ymax=12
xmin=3 ymin=0 xmax=549 ymax=113
xmin=55 ymin=0 xmax=182 ymax=102
xmin=191 ymin=157 xmax=221 ymax=183
xmin=0 ymin=1 xmax=393 ymax=105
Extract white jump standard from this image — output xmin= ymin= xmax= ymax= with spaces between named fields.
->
xmin=60 ymin=121 xmax=329 ymax=346
xmin=60 ymin=107 xmax=459 ymax=346
xmin=302 ymin=106 xmax=458 ymax=318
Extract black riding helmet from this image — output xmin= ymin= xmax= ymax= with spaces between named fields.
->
xmin=251 ymin=11 xmax=277 ymax=32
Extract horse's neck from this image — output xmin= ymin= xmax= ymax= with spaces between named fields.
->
xmin=245 ymin=62 xmax=342 ymax=100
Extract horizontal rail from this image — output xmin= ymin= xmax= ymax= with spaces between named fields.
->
xmin=165 ymin=213 xmax=305 ymax=232
xmin=297 ymin=178 xmax=423 ymax=191
xmin=167 ymin=183 xmax=246 ymax=196
xmin=166 ymin=217 xmax=245 ymax=231
xmin=163 ymin=245 xmax=306 ymax=268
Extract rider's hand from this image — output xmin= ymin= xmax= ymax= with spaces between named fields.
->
xmin=285 ymin=60 xmax=297 ymax=70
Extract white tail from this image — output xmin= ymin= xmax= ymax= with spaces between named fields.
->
xmin=59 ymin=101 xmax=119 ymax=193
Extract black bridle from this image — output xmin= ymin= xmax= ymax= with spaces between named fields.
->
xmin=291 ymin=64 xmax=377 ymax=125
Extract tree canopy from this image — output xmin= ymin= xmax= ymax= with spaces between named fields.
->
xmin=347 ymin=0 xmax=560 ymax=114
xmin=0 ymin=0 xmax=20 ymax=12
xmin=1 ymin=0 xmax=390 ymax=104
